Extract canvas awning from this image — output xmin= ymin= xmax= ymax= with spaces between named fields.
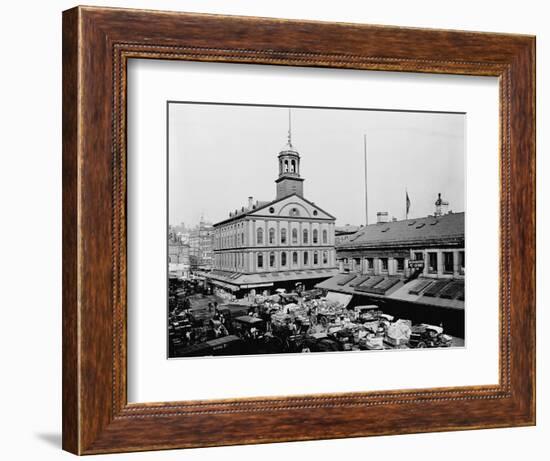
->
xmin=210 ymin=280 xmax=240 ymax=292
xmin=324 ymin=291 xmax=352 ymax=308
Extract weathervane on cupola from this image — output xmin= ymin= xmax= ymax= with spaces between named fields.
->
xmin=275 ymin=108 xmax=305 ymax=199
xmin=287 ymin=108 xmax=293 ymax=148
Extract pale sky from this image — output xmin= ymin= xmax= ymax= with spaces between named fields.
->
xmin=168 ymin=103 xmax=465 ymax=228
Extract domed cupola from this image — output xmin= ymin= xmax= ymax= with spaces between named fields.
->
xmin=275 ymin=110 xmax=305 ymax=199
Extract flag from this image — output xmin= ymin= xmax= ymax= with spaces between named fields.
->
xmin=406 ymin=190 xmax=411 ymax=217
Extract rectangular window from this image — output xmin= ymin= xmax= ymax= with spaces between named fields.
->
xmin=354 ymin=258 xmax=361 ymax=272
xmin=367 ymin=258 xmax=373 ymax=270
xmin=381 ymin=258 xmax=388 ymax=271
xmin=414 ymin=252 xmax=423 ymax=261
xmin=396 ymin=258 xmax=405 ymax=271
xmin=428 ymin=252 xmax=438 ymax=273
xmin=459 ymin=251 xmax=465 ymax=274
xmin=443 ymin=252 xmax=454 ymax=273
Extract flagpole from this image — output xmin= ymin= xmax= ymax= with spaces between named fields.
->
xmin=406 ymin=187 xmax=411 ymax=221
xmin=364 ymin=134 xmax=368 ymax=225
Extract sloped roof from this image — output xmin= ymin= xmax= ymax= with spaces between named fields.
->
xmin=214 ymin=193 xmax=336 ymax=226
xmin=214 ymin=200 xmax=271 ymax=226
xmin=316 ymin=273 xmax=464 ymax=310
xmin=338 ymin=212 xmax=464 ymax=249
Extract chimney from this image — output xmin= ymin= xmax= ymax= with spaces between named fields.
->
xmin=377 ymin=211 xmax=389 ymax=224
xmin=248 ymin=196 xmax=254 ymax=210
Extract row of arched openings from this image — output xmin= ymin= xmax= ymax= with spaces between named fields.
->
xmin=257 ymin=250 xmax=329 ymax=268
xmin=280 ymin=158 xmax=298 ymax=174
xmin=257 ymin=227 xmax=328 ymax=245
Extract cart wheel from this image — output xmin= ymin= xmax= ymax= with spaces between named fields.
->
xmin=417 ymin=341 xmax=427 ymax=348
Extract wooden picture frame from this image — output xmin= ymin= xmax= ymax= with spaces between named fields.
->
xmin=62 ymin=5 xmax=535 ymax=455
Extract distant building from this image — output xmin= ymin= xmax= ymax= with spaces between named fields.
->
xmin=317 ymin=194 xmax=465 ymax=337
xmin=188 ymin=229 xmax=200 ymax=265
xmin=188 ymin=218 xmax=214 ymax=271
xmin=208 ymin=114 xmax=338 ymax=294
xmin=168 ymin=230 xmax=190 ymax=278
xmin=198 ymin=220 xmax=214 ymax=270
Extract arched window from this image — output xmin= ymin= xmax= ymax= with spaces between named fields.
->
xmin=257 ymin=253 xmax=263 ymax=268
xmin=322 ymin=229 xmax=328 ymax=244
xmin=257 ymin=227 xmax=263 ymax=245
xmin=281 ymin=228 xmax=287 ymax=244
xmin=269 ymin=228 xmax=276 ymax=245
xmin=292 ymin=228 xmax=298 ymax=244
xmin=269 ymin=252 xmax=275 ymax=267
xmin=281 ymin=252 xmax=287 ymax=266
xmin=292 ymin=251 xmax=298 ymax=265
xmin=303 ymin=251 xmax=309 ymax=265
xmin=284 ymin=160 xmax=289 ymax=172
xmin=313 ymin=251 xmax=319 ymax=265
xmin=323 ymin=251 xmax=328 ymax=264
xmin=303 ymin=229 xmax=309 ymax=244
xmin=313 ymin=229 xmax=319 ymax=244
xmin=290 ymin=159 xmax=296 ymax=172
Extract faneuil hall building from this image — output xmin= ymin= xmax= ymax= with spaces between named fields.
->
xmin=208 ymin=119 xmax=338 ymax=295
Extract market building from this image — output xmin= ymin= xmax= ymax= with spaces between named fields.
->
xmin=208 ymin=118 xmax=338 ymax=294
xmin=317 ymin=197 xmax=465 ymax=337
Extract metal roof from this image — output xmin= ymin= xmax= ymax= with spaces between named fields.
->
xmin=338 ymin=212 xmax=464 ymax=249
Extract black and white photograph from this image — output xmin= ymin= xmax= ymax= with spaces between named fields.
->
xmin=167 ymin=102 xmax=466 ymax=358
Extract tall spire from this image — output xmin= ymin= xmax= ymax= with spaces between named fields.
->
xmin=287 ymin=108 xmax=293 ymax=148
